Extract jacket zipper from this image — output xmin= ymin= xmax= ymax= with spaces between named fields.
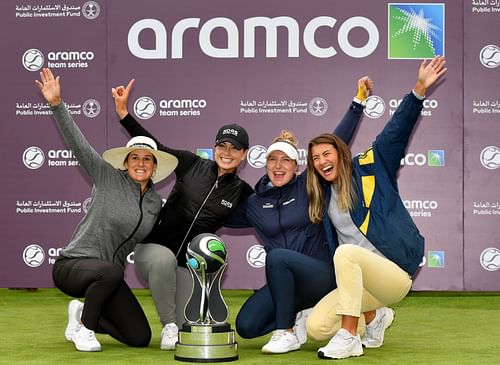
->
xmin=176 ymin=178 xmax=219 ymax=258
xmin=278 ymin=189 xmax=288 ymax=249
xmin=113 ymin=190 xmax=144 ymax=264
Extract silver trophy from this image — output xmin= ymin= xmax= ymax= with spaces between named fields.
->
xmin=174 ymin=233 xmax=238 ymax=362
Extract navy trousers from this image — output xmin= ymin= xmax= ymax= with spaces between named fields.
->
xmin=236 ymin=248 xmax=336 ymax=338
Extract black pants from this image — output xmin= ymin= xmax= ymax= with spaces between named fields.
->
xmin=53 ymin=257 xmax=151 ymax=347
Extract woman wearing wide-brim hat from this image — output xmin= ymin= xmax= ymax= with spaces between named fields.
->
xmin=35 ymin=68 xmax=178 ymax=352
xmin=111 ymin=79 xmax=254 ymax=350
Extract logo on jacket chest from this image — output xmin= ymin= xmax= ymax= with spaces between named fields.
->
xmin=221 ymin=199 xmax=233 ymax=208
xmin=262 ymin=198 xmax=295 ymax=209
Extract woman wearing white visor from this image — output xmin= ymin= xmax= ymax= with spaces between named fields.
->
xmin=226 ymin=77 xmax=373 ymax=354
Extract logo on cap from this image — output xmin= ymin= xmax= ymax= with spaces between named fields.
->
xmin=223 ymin=128 xmax=239 ymax=136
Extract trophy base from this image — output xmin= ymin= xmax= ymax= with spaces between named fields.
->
xmin=174 ymin=323 xmax=238 ymax=363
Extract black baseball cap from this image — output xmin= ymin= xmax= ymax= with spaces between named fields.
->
xmin=214 ymin=123 xmax=249 ymax=150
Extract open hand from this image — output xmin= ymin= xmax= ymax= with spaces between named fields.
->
xmin=34 ymin=68 xmax=62 ymax=106
xmin=414 ymin=56 xmax=447 ymax=96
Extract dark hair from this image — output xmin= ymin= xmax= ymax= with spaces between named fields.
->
xmin=124 ymin=151 xmax=158 ymax=166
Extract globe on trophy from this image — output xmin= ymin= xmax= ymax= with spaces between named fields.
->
xmin=174 ymin=233 xmax=239 ymax=362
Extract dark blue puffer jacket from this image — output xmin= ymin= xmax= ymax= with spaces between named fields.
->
xmin=226 ymin=101 xmax=365 ymax=264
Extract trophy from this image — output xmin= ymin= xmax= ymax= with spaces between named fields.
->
xmin=174 ymin=233 xmax=239 ymax=362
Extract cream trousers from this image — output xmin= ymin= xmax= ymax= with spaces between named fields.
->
xmin=306 ymin=244 xmax=412 ymax=340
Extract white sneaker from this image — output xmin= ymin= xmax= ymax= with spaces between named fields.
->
xmin=317 ymin=328 xmax=363 ymax=359
xmin=362 ymin=307 xmax=395 ymax=348
xmin=160 ymin=323 xmax=178 ymax=350
xmin=293 ymin=308 xmax=312 ymax=345
xmin=65 ymin=299 xmax=84 ymax=342
xmin=261 ymin=330 xmax=300 ymax=354
xmin=71 ymin=325 xmax=101 ymax=352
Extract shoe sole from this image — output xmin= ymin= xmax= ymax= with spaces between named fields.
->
xmin=318 ymin=350 xmax=363 ymax=359
xmin=160 ymin=344 xmax=176 ymax=351
xmin=74 ymin=345 xmax=101 ymax=352
xmin=262 ymin=346 xmax=300 ymax=355
xmin=362 ymin=308 xmax=396 ymax=349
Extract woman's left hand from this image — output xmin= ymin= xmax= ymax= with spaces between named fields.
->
xmin=415 ymin=56 xmax=447 ymax=96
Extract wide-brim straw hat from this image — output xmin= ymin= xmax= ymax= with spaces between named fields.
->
xmin=102 ymin=136 xmax=178 ymax=183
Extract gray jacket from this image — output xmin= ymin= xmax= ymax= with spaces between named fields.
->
xmin=52 ymin=103 xmax=162 ymax=268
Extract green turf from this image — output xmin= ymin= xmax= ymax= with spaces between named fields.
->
xmin=1 ymin=288 xmax=500 ymax=364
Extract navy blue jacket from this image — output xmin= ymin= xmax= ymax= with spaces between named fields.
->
xmin=323 ymin=92 xmax=425 ymax=275
xmin=227 ymin=101 xmax=364 ymax=264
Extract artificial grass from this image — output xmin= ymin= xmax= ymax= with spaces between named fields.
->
xmin=1 ymin=289 xmax=500 ymax=364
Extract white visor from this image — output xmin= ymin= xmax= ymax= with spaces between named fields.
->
xmin=266 ymin=141 xmax=299 ymax=161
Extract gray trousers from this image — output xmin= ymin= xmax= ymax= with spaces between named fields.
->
xmin=134 ymin=243 xmax=192 ymax=327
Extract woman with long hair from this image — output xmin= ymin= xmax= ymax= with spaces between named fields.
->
xmin=228 ymin=77 xmax=372 ymax=354
xmin=305 ymin=56 xmax=447 ymax=359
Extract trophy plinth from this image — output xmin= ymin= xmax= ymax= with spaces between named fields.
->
xmin=174 ymin=323 xmax=238 ymax=362
xmin=174 ymin=234 xmax=238 ymax=362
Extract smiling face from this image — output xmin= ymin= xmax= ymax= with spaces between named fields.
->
xmin=124 ymin=149 xmax=157 ymax=185
xmin=214 ymin=142 xmax=247 ymax=175
xmin=266 ymin=150 xmax=297 ymax=187
xmin=310 ymin=143 xmax=339 ymax=182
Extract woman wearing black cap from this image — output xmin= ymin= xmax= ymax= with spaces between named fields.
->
xmin=111 ymin=79 xmax=253 ymax=350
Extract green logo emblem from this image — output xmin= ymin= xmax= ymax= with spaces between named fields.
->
xmin=388 ymin=3 xmax=445 ymax=59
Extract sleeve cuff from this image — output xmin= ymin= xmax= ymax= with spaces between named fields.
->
xmin=412 ymin=89 xmax=425 ymax=100
xmin=352 ymin=97 xmax=366 ymax=107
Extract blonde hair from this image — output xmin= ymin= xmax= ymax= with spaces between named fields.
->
xmin=272 ymin=130 xmax=298 ymax=147
xmin=306 ymin=133 xmax=355 ymax=224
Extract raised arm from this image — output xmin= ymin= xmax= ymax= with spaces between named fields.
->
xmin=112 ymin=79 xmax=198 ymax=177
xmin=374 ymin=56 xmax=447 ymax=172
xmin=113 ymin=80 xmax=175 ymax=150
xmin=112 ymin=79 xmax=160 ymax=143
xmin=333 ymin=77 xmax=373 ymax=145
xmin=35 ymin=68 xmax=106 ymax=180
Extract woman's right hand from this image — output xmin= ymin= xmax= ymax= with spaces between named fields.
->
xmin=356 ymin=76 xmax=373 ymax=101
xmin=35 ymin=68 xmax=62 ymax=106
xmin=111 ymin=78 xmax=135 ymax=120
